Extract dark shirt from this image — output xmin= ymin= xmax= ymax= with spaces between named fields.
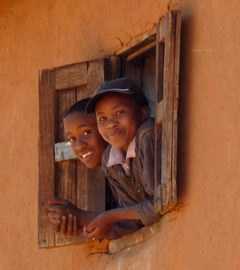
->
xmin=102 ymin=118 xmax=160 ymax=226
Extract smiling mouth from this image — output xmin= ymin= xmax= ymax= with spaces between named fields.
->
xmin=108 ymin=128 xmax=123 ymax=137
xmin=79 ymin=151 xmax=93 ymax=159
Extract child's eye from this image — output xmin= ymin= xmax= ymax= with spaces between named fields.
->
xmin=116 ymin=110 xmax=125 ymax=118
xmin=98 ymin=116 xmax=107 ymax=124
xmin=67 ymin=137 xmax=75 ymax=144
xmin=83 ymin=130 xmax=91 ymax=136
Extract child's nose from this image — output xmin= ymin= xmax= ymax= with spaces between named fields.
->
xmin=73 ymin=138 xmax=87 ymax=150
xmin=105 ymin=118 xmax=118 ymax=129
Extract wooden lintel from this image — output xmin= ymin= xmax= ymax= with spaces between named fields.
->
xmin=126 ymin=41 xmax=156 ymax=61
xmin=55 ymin=63 xmax=88 ymax=90
xmin=116 ymin=27 xmax=156 ymax=56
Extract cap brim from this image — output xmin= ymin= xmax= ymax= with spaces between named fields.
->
xmin=86 ymin=88 xmax=134 ymax=113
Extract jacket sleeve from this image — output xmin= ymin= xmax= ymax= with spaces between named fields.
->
xmin=134 ymin=127 xmax=160 ymax=225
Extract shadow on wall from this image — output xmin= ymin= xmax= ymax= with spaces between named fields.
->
xmin=177 ymin=13 xmax=194 ymax=203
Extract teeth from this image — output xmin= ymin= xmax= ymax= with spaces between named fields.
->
xmin=82 ymin=152 xmax=92 ymax=159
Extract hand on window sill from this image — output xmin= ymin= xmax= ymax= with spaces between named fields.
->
xmin=84 ymin=208 xmax=143 ymax=240
xmin=84 ymin=211 xmax=115 ymax=240
xmin=47 ymin=199 xmax=83 ymax=234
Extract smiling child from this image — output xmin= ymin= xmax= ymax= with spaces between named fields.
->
xmin=63 ymin=99 xmax=107 ymax=169
xmin=84 ymin=78 xmax=160 ymax=240
xmin=47 ymin=99 xmax=108 ymax=234
xmin=47 ymin=98 xmax=138 ymax=239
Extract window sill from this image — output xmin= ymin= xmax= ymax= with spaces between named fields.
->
xmin=86 ymin=218 xmax=163 ymax=255
xmin=108 ymin=219 xmax=163 ymax=254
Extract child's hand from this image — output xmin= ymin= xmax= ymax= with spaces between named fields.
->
xmin=47 ymin=199 xmax=80 ymax=234
xmin=84 ymin=212 xmax=115 ymax=240
xmin=58 ymin=214 xmax=78 ymax=237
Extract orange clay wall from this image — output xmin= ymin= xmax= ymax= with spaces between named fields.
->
xmin=1 ymin=1 xmax=240 ymax=269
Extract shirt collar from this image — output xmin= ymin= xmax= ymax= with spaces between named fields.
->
xmin=107 ymin=137 xmax=136 ymax=167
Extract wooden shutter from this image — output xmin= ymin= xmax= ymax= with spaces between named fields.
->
xmin=39 ymin=59 xmax=108 ymax=248
xmin=154 ymin=11 xmax=181 ymax=214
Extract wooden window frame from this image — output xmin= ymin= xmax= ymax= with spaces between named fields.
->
xmin=38 ymin=10 xmax=181 ymax=251
xmin=117 ymin=10 xmax=181 ymax=214
xmin=38 ymin=59 xmax=120 ymax=248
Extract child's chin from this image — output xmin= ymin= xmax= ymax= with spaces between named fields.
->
xmin=82 ymin=160 xmax=99 ymax=169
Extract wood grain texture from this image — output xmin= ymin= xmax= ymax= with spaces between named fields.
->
xmin=55 ymin=89 xmax=77 ymax=204
xmin=39 ymin=59 xmax=107 ymax=248
xmin=154 ymin=11 xmax=181 ymax=213
xmin=38 ymin=69 xmax=56 ymax=247
xmin=87 ymin=59 xmax=105 ymax=95
xmin=55 ymin=63 xmax=87 ymax=90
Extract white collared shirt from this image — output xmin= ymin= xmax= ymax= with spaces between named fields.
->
xmin=107 ymin=138 xmax=136 ymax=175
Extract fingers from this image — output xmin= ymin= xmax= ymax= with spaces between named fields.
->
xmin=66 ymin=214 xmax=79 ymax=236
xmin=47 ymin=212 xmax=61 ymax=225
xmin=84 ymin=223 xmax=101 ymax=240
xmin=47 ymin=211 xmax=61 ymax=232
xmin=47 ymin=205 xmax=68 ymax=218
xmin=60 ymin=216 xmax=67 ymax=234
xmin=58 ymin=214 xmax=78 ymax=237
xmin=47 ymin=207 xmax=62 ymax=214
xmin=85 ymin=227 xmax=99 ymax=240
xmin=85 ymin=220 xmax=97 ymax=234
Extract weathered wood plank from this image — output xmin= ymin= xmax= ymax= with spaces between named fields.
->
xmin=104 ymin=56 xmax=121 ymax=81
xmin=87 ymin=59 xmax=105 ymax=95
xmin=127 ymin=41 xmax=155 ymax=61
xmin=55 ymin=89 xmax=77 ymax=204
xmin=171 ymin=11 xmax=182 ymax=204
xmin=39 ymin=59 xmax=107 ymax=248
xmin=154 ymin=24 xmax=165 ymax=211
xmin=160 ymin=12 xmax=174 ymax=212
xmin=154 ymin=11 xmax=181 ymax=213
xmin=38 ymin=69 xmax=56 ymax=247
xmin=55 ymin=63 xmax=88 ymax=90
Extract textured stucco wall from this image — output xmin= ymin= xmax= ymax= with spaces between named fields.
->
xmin=1 ymin=1 xmax=240 ymax=269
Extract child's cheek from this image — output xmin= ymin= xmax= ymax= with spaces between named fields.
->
xmin=97 ymin=126 xmax=106 ymax=140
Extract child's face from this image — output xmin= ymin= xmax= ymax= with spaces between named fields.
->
xmin=63 ymin=112 xmax=106 ymax=169
xmin=95 ymin=93 xmax=141 ymax=152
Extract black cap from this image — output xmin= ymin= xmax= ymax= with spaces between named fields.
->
xmin=86 ymin=77 xmax=147 ymax=112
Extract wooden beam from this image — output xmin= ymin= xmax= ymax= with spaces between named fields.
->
xmin=55 ymin=63 xmax=88 ymax=90
xmin=38 ymin=69 xmax=56 ymax=247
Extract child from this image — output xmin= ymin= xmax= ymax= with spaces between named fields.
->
xmin=84 ymin=78 xmax=160 ymax=240
xmin=47 ymin=98 xmax=138 ymax=239
xmin=63 ymin=98 xmax=107 ymax=169
xmin=47 ymin=98 xmax=108 ymax=235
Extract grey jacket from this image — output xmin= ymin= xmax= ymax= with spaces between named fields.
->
xmin=102 ymin=118 xmax=160 ymax=226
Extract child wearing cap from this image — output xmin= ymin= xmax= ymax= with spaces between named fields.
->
xmin=47 ymin=98 xmax=139 ymax=239
xmin=84 ymin=78 xmax=160 ymax=240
